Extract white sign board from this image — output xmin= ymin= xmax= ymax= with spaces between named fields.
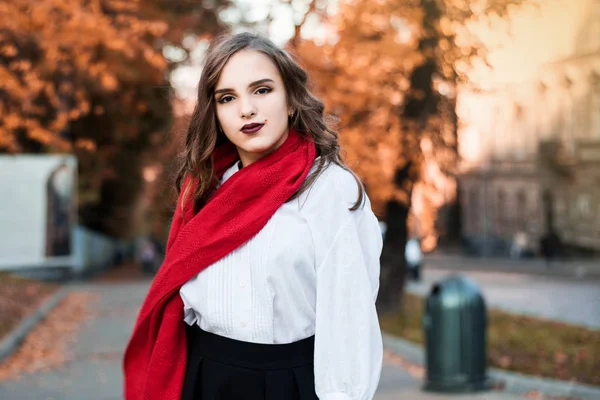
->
xmin=0 ymin=155 xmax=77 ymax=270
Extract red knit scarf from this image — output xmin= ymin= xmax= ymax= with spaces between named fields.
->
xmin=123 ymin=129 xmax=316 ymax=400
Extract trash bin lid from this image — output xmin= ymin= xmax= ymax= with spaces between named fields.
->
xmin=428 ymin=275 xmax=485 ymax=309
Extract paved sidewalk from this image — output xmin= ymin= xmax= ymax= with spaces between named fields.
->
xmin=406 ymin=268 xmax=600 ymax=329
xmin=376 ymin=366 xmax=524 ymax=400
xmin=0 ymin=278 xmax=525 ymax=400
xmin=424 ymin=252 xmax=600 ymax=280
xmin=0 ymin=281 xmax=148 ymax=400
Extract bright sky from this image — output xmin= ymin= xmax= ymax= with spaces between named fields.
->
xmin=463 ymin=0 xmax=597 ymax=88
xmin=170 ymin=0 xmax=339 ymax=105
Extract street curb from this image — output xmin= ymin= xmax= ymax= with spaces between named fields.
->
xmin=424 ymin=255 xmax=600 ymax=280
xmin=382 ymin=333 xmax=600 ymax=400
xmin=0 ymin=286 xmax=70 ymax=363
xmin=427 ymin=264 xmax=600 ymax=281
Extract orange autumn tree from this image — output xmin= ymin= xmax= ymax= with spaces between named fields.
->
xmin=296 ymin=0 xmax=531 ymax=312
xmin=135 ymin=1 xmax=236 ymax=242
xmin=0 ymin=0 xmax=233 ymax=237
xmin=0 ymin=0 xmax=172 ymax=236
xmin=141 ymin=0 xmax=233 ymax=69
xmin=0 ymin=0 xmax=169 ymax=152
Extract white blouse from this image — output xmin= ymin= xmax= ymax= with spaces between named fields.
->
xmin=179 ymin=160 xmax=383 ymax=400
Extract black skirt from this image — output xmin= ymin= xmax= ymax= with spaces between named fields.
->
xmin=182 ymin=323 xmax=319 ymax=400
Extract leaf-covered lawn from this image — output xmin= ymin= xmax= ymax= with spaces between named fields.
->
xmin=0 ymin=291 xmax=96 ymax=382
xmin=379 ymin=293 xmax=600 ymax=386
xmin=0 ymin=272 xmax=60 ymax=340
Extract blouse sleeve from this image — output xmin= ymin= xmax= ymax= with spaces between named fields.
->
xmin=313 ymin=198 xmax=383 ymax=400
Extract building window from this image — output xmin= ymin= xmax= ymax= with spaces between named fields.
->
xmin=592 ymin=72 xmax=600 ymax=139
xmin=517 ymin=190 xmax=527 ymax=231
xmin=513 ymin=104 xmax=527 ymax=159
xmin=537 ymin=81 xmax=550 ymax=140
xmin=496 ymin=188 xmax=506 ymax=235
xmin=543 ymin=190 xmax=555 ymax=232
xmin=577 ymin=194 xmax=592 ymax=219
xmin=576 ymin=86 xmax=590 ymax=137
xmin=468 ymin=187 xmax=480 ymax=234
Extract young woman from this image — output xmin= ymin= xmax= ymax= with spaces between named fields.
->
xmin=124 ymin=32 xmax=383 ymax=400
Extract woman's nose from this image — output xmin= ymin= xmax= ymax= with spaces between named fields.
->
xmin=239 ymin=96 xmax=257 ymax=118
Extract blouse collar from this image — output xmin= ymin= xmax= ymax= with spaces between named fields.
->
xmin=221 ymin=160 xmax=242 ymax=184
xmin=221 ymin=157 xmax=321 ymax=184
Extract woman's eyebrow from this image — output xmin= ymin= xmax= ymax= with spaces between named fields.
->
xmin=214 ymin=78 xmax=275 ymax=95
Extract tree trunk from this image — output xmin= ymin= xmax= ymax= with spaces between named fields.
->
xmin=376 ymin=197 xmax=410 ymax=316
xmin=79 ymin=147 xmax=144 ymax=238
xmin=376 ymin=0 xmax=442 ymax=316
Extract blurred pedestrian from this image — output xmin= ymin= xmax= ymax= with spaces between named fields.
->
xmin=139 ymin=239 xmax=157 ymax=273
xmin=405 ymin=237 xmax=423 ymax=280
xmin=510 ymin=230 xmax=531 ymax=259
xmin=540 ymin=229 xmax=563 ymax=267
xmin=113 ymin=242 xmax=125 ymax=266
xmin=124 ymin=33 xmax=383 ymax=400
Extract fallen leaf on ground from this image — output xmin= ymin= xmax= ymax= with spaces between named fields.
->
xmin=382 ymin=349 xmax=425 ymax=379
xmin=0 ymin=273 xmax=59 ymax=340
xmin=0 ymin=291 xmax=97 ymax=382
xmin=92 ymin=262 xmax=153 ymax=283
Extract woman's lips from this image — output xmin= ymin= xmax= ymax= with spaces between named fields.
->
xmin=241 ymin=123 xmax=264 ymax=134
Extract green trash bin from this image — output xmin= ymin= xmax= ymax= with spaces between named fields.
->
xmin=422 ymin=275 xmax=491 ymax=393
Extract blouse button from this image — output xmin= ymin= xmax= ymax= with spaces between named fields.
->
xmin=241 ymin=321 xmax=248 ymax=328
xmin=240 ymin=281 xmax=247 ymax=288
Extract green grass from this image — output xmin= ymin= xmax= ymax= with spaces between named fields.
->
xmin=379 ymin=293 xmax=600 ymax=386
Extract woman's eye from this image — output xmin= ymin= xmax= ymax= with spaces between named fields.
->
xmin=255 ymin=87 xmax=272 ymax=95
xmin=218 ymin=95 xmax=234 ymax=104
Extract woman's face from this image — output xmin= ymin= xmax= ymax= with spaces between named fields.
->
xmin=214 ymin=50 xmax=292 ymax=167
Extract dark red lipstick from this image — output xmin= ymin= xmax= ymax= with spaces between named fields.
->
xmin=241 ymin=123 xmax=265 ymax=134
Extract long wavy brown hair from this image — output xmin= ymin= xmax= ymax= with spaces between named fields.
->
xmin=175 ymin=32 xmax=364 ymax=214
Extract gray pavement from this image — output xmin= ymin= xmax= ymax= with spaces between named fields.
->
xmin=424 ymin=253 xmax=600 ymax=279
xmin=408 ymin=261 xmax=600 ymax=330
xmin=376 ymin=365 xmax=523 ymax=400
xmin=0 ymin=281 xmax=148 ymax=400
xmin=0 ymin=279 xmax=527 ymax=400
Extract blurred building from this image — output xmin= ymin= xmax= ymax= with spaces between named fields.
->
xmin=457 ymin=0 xmax=600 ymax=256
